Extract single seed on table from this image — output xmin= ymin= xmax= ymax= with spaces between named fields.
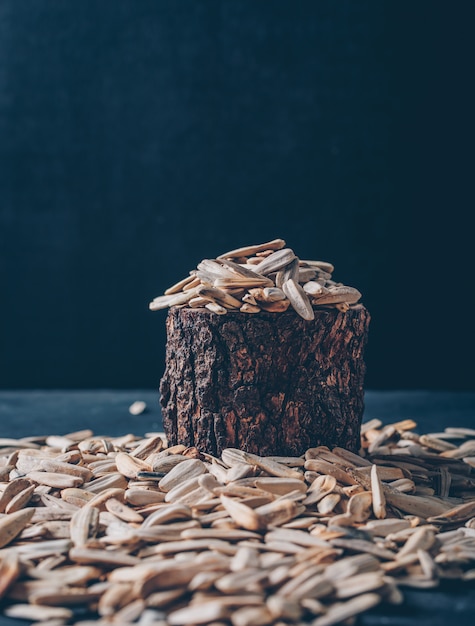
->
xmin=129 ymin=400 xmax=147 ymax=416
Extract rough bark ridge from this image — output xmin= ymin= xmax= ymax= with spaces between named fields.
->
xmin=160 ymin=305 xmax=370 ymax=456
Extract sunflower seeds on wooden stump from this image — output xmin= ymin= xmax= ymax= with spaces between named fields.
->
xmin=153 ymin=239 xmax=369 ymax=457
xmin=149 ymin=238 xmax=361 ymax=319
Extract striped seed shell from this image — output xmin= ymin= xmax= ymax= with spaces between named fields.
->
xmin=254 ymin=248 xmax=297 ymax=276
xmin=0 ymin=508 xmax=35 ymax=548
xmin=217 ymin=239 xmax=286 ymax=259
xmin=282 ymin=278 xmax=314 ymax=320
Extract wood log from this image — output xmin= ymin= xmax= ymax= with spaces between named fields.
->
xmin=160 ymin=305 xmax=370 ymax=456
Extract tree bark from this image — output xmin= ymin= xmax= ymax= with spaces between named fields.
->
xmin=160 ymin=305 xmax=370 ymax=456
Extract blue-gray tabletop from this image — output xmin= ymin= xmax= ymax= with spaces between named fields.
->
xmin=1 ymin=390 xmax=474 ymax=625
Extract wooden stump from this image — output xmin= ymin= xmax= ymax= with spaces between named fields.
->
xmin=160 ymin=305 xmax=370 ymax=456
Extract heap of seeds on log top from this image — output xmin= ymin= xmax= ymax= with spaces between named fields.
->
xmin=1 ymin=420 xmax=475 ymax=625
xmin=149 ymin=239 xmax=362 ymax=320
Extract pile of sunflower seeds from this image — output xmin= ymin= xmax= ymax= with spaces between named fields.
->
xmin=149 ymin=239 xmax=362 ymax=320
xmin=1 ymin=420 xmax=475 ymax=625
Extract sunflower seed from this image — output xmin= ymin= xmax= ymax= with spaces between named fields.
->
xmin=0 ymin=508 xmax=35 ymax=548
xmin=0 ymin=551 xmax=21 ymax=599
xmin=3 ymin=604 xmax=73 ymax=621
xmin=311 ymin=592 xmax=381 ymax=626
xmin=371 ymin=465 xmax=386 ymax=519
xmin=26 ymin=471 xmax=84 ymax=489
xmin=282 ymin=278 xmax=314 ymax=320
xmin=259 ymin=299 xmax=291 ymax=312
xmin=312 ymin=286 xmax=362 ymax=305
xmin=218 ymin=239 xmax=286 ymax=259
xmin=149 ymin=288 xmax=199 ymax=311
xmin=69 ymin=505 xmax=100 ymax=547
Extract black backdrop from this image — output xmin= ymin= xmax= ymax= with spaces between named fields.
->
xmin=1 ymin=1 xmax=474 ymax=391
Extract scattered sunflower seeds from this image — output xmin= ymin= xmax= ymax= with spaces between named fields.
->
xmin=0 ymin=419 xmax=474 ymax=624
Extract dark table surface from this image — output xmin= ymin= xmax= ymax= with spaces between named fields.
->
xmin=1 ymin=390 xmax=474 ymax=625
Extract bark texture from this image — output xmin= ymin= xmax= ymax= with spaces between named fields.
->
xmin=160 ymin=305 xmax=370 ymax=456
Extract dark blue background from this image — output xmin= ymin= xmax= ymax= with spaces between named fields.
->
xmin=1 ymin=1 xmax=473 ymax=390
